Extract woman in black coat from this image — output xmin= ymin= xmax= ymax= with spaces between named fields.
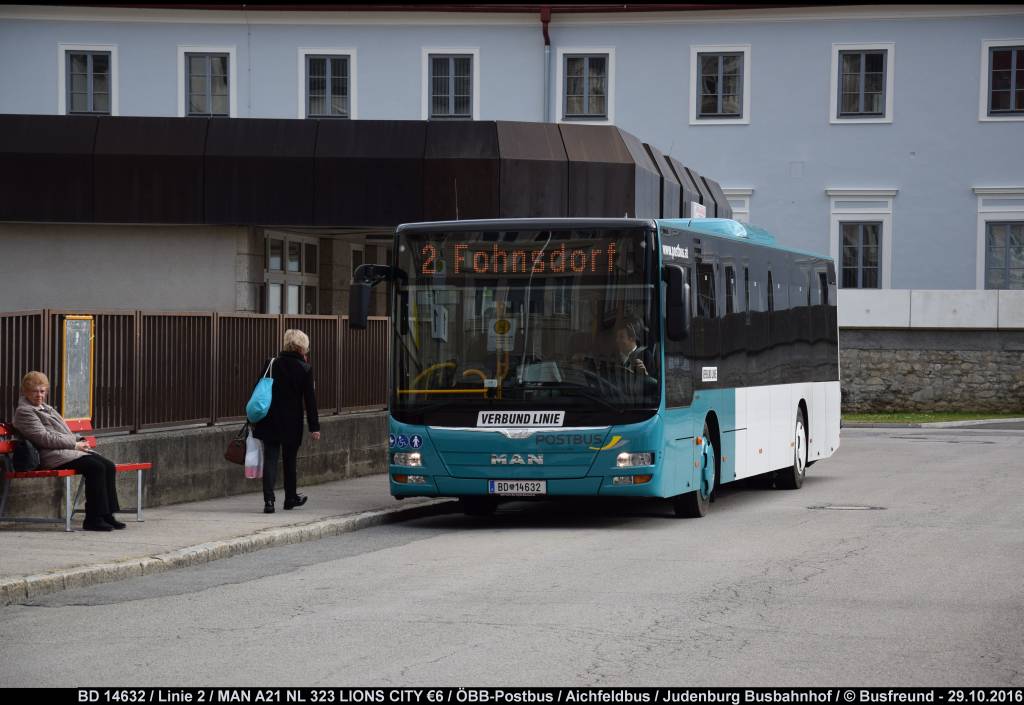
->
xmin=252 ymin=328 xmax=320 ymax=513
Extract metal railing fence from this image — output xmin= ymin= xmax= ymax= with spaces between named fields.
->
xmin=0 ymin=310 xmax=389 ymax=433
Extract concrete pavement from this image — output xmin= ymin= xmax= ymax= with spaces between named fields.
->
xmin=2 ymin=415 xmax=1021 ymax=607
xmin=0 ymin=473 xmax=458 ymax=606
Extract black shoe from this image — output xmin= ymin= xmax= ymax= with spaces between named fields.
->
xmin=82 ymin=517 xmax=114 ymax=532
xmin=264 ymin=500 xmax=275 ymax=514
xmin=283 ymin=494 xmax=307 ymax=510
xmin=103 ymin=514 xmax=127 ymax=529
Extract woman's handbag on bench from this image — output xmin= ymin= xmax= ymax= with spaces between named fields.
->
xmin=224 ymin=423 xmax=248 ymax=465
xmin=12 ymin=437 xmax=41 ymax=471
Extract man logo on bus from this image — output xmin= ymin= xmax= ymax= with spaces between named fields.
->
xmin=491 ymin=454 xmax=544 ymax=465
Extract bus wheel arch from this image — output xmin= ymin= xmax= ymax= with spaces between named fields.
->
xmin=672 ymin=414 xmax=719 ymax=518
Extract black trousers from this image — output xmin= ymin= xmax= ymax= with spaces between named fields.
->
xmin=262 ymin=441 xmax=300 ymax=503
xmin=56 ymin=453 xmax=120 ymax=518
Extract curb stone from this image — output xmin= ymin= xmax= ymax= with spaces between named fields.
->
xmin=0 ymin=498 xmax=458 ymax=607
xmin=843 ymin=417 xmax=1024 ymax=429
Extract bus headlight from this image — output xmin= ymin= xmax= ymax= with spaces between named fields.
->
xmin=393 ymin=451 xmax=422 ymax=467
xmin=616 ymin=452 xmax=654 ymax=468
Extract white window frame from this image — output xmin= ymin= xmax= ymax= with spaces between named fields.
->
xmin=979 ymin=39 xmax=1024 ymax=122
xmin=829 ymin=42 xmax=895 ymax=124
xmin=58 ymin=43 xmax=119 ymax=116
xmin=689 ymin=44 xmax=751 ymax=126
xmin=722 ymin=187 xmax=753 ymax=223
xmin=555 ymin=46 xmax=616 ymax=125
xmin=177 ymin=44 xmax=237 ymax=118
xmin=421 ymin=47 xmax=480 ymax=120
xmin=827 ymin=188 xmax=897 ymax=290
xmin=973 ymin=187 xmax=1024 ymax=288
xmin=297 ymin=47 xmax=358 ymax=120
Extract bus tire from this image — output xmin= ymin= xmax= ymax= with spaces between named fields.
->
xmin=460 ymin=496 xmax=498 ymax=516
xmin=776 ymin=408 xmax=808 ymax=490
xmin=673 ymin=489 xmax=709 ymax=518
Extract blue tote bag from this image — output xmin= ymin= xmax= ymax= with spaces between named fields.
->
xmin=246 ymin=358 xmax=276 ymax=423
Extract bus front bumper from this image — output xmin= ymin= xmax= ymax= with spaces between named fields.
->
xmin=390 ymin=475 xmax=667 ymax=498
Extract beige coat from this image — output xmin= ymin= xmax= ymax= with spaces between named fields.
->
xmin=13 ymin=396 xmax=89 ymax=468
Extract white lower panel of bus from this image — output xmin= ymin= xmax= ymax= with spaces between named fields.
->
xmin=732 ymin=381 xmax=841 ymax=481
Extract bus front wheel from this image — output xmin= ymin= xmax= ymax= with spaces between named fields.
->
xmin=673 ymin=423 xmax=715 ymax=518
xmin=776 ymin=408 xmax=808 ymax=490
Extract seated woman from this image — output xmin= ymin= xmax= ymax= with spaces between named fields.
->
xmin=13 ymin=371 xmax=124 ymax=532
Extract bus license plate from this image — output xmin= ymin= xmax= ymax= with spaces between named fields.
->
xmin=488 ymin=480 xmax=547 ymax=496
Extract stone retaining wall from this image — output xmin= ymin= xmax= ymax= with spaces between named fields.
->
xmin=839 ymin=330 xmax=1024 ymax=413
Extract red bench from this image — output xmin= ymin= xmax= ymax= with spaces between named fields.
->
xmin=0 ymin=419 xmax=152 ymax=532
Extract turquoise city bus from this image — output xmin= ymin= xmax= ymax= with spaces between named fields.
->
xmin=350 ymin=218 xmax=840 ymax=517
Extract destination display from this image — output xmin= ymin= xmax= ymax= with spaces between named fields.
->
xmin=418 ymin=241 xmax=619 ymax=278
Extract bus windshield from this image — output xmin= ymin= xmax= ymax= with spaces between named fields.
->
xmin=392 ymin=226 xmax=660 ymax=423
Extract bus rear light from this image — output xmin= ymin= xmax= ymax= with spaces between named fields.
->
xmin=393 ymin=474 xmax=427 ymax=485
xmin=393 ymin=452 xmax=422 ymax=467
xmin=611 ymin=474 xmax=654 ymax=485
xmin=616 ymin=452 xmax=654 ymax=468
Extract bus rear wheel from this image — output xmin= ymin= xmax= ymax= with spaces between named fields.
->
xmin=776 ymin=409 xmax=808 ymax=490
xmin=460 ymin=496 xmax=498 ymax=516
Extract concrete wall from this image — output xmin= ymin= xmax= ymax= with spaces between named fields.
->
xmin=838 ymin=289 xmax=1024 ymax=329
xmin=2 ymin=410 xmax=387 ymax=520
xmin=0 ymin=223 xmax=244 ymax=313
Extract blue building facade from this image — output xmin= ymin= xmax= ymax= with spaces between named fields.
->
xmin=0 ymin=4 xmax=1022 ymax=315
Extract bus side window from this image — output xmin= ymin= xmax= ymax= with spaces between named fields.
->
xmin=744 ymin=267 xmax=751 ymax=325
xmin=665 ymin=265 xmax=695 ymax=408
xmin=697 ymin=263 xmax=716 ymax=318
xmin=725 ymin=265 xmax=736 ymax=316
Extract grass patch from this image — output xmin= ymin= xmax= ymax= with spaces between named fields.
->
xmin=843 ymin=411 xmax=1024 ymax=424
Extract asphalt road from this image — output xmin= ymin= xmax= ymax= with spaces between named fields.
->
xmin=2 ymin=427 xmax=1022 ymax=687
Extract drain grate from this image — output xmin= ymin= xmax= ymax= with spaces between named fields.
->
xmin=808 ymin=504 xmax=886 ymax=511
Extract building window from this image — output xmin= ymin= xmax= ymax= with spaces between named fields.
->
xmin=429 ymin=54 xmax=473 ymax=119
xmin=838 ymin=50 xmax=886 ymax=117
xmin=186 ymin=52 xmax=229 ymax=117
xmin=306 ymin=55 xmax=349 ymax=118
xmin=840 ymin=222 xmax=882 ymax=289
xmin=722 ymin=188 xmax=752 ymax=223
xmin=988 ymin=46 xmax=1024 ymax=116
xmin=564 ymin=54 xmax=608 ymax=119
xmin=830 ymin=43 xmax=895 ymax=124
xmin=984 ymin=222 xmax=1024 ymax=289
xmin=697 ymin=52 xmax=743 ymax=119
xmin=689 ymin=45 xmax=750 ymax=125
xmin=974 ymin=187 xmax=1024 ymax=288
xmin=828 ymin=189 xmax=896 ymax=289
xmin=264 ymin=232 xmax=319 ymax=314
xmin=66 ymin=51 xmax=111 ymax=114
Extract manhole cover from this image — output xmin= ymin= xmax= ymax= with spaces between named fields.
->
xmin=808 ymin=504 xmax=886 ymax=511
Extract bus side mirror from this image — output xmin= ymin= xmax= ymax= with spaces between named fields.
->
xmin=349 ymin=282 xmax=372 ymax=330
xmin=349 ymin=264 xmax=393 ymax=330
xmin=665 ymin=264 xmax=690 ymax=341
